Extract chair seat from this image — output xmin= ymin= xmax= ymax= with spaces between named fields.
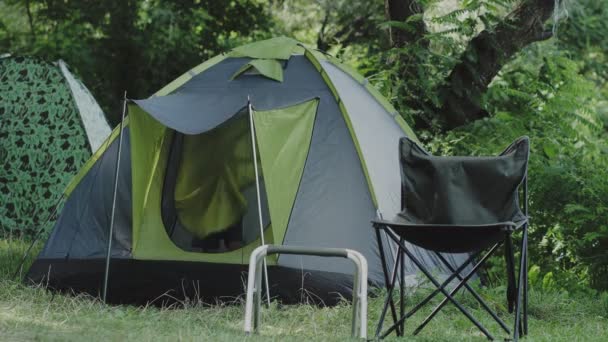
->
xmin=372 ymin=218 xmax=527 ymax=253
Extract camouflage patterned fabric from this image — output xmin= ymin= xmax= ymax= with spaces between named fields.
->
xmin=0 ymin=56 xmax=91 ymax=236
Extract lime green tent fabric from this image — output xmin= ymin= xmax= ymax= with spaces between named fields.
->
xmin=231 ymin=59 xmax=284 ymax=82
xmin=253 ymin=98 xmax=319 ymax=244
xmin=160 ymin=98 xmax=317 ymax=244
xmin=129 ymin=104 xmax=275 ymax=264
xmin=229 ymin=37 xmax=301 ymax=60
xmin=175 ymin=115 xmax=259 ymax=239
xmin=128 ymin=104 xmax=167 ymax=253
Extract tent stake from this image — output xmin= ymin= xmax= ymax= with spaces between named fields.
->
xmin=102 ymin=91 xmax=128 ymax=303
xmin=248 ymin=97 xmax=271 ymax=307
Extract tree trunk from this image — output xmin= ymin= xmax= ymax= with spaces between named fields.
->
xmin=25 ymin=0 xmax=36 ymax=43
xmin=438 ymin=0 xmax=556 ymax=129
xmin=106 ymin=0 xmax=139 ymax=125
xmin=385 ymin=0 xmax=425 ymax=47
xmin=317 ymin=10 xmax=331 ymax=52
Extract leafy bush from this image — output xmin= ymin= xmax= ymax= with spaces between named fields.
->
xmin=347 ymin=0 xmax=608 ymax=293
xmin=425 ymin=44 xmax=608 ymax=292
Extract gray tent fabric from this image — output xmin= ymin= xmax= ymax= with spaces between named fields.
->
xmin=135 ymin=56 xmax=386 ymax=282
xmin=58 ymin=60 xmax=111 ymax=151
xmin=278 ymin=95 xmax=383 ymax=281
xmin=133 ymin=91 xmax=245 ymax=135
xmin=321 ymin=60 xmax=467 ymax=273
xmin=321 ymin=61 xmax=404 ymax=218
xmin=39 ymin=128 xmax=132 ymax=259
xmin=133 ymin=57 xmax=328 ymax=134
xmin=132 ymin=55 xmax=463 ymax=281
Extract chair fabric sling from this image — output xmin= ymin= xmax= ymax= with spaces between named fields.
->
xmin=372 ymin=136 xmax=530 ymax=341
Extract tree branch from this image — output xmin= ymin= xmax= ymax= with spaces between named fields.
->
xmin=316 ymin=6 xmax=331 ymax=51
xmin=438 ymin=0 xmax=556 ymax=129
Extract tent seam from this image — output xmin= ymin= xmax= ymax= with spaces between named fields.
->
xmin=274 ymin=98 xmax=319 ymax=247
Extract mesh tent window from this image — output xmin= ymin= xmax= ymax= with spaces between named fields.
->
xmin=161 ymin=111 xmax=271 ymax=253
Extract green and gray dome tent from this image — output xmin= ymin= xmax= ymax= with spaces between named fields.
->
xmin=0 ymin=56 xmax=110 ymax=235
xmin=26 ymin=37 xmax=465 ymax=304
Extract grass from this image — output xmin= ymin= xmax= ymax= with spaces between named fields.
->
xmin=0 ymin=238 xmax=607 ymax=341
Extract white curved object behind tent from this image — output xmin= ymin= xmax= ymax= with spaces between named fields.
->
xmin=58 ymin=60 xmax=111 ymax=151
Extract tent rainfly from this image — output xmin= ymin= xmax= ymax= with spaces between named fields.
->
xmin=25 ymin=37 xmax=465 ymax=304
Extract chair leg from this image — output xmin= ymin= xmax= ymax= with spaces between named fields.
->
xmin=413 ymin=244 xmax=501 ymax=337
xmin=523 ymin=226 xmax=529 ymax=336
xmin=505 ymin=233 xmax=517 ymax=313
xmin=379 ymin=245 xmax=481 ymax=338
xmin=399 ymin=237 xmax=405 ymax=335
xmin=513 ymin=228 xmax=528 ymax=341
xmin=376 ymin=253 xmax=402 ymax=337
xmin=435 ymin=252 xmax=511 ymax=335
xmin=384 ymin=229 xmax=495 ymax=341
xmin=374 ymin=227 xmax=402 ymax=337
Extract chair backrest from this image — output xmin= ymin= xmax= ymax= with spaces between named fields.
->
xmin=399 ymin=137 xmax=529 ymax=226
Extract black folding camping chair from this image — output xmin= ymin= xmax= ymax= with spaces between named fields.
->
xmin=372 ymin=136 xmax=530 ymax=341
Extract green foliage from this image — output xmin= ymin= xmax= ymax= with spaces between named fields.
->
xmin=341 ymin=0 xmax=608 ymax=293
xmin=359 ymin=0 xmax=522 ymax=129
xmin=268 ymin=0 xmax=387 ymax=65
xmin=558 ymin=0 xmax=608 ymax=84
xmin=425 ymin=43 xmax=608 ymax=291
xmin=0 ymin=0 xmax=273 ymax=123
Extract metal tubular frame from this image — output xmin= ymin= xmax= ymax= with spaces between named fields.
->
xmin=373 ymin=176 xmax=529 ymax=341
xmin=244 ymin=245 xmax=368 ymax=339
xmin=514 ymin=221 xmax=529 ymax=340
xmin=522 ymin=176 xmax=529 ymax=336
xmin=434 ymin=252 xmax=511 ymax=334
xmin=374 ymin=228 xmax=402 ymax=336
xmin=374 ymin=224 xmax=527 ymax=341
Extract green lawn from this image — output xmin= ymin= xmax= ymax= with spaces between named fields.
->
xmin=1 ymin=238 xmax=606 ymax=341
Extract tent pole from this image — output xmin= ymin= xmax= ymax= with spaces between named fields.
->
xmin=102 ymin=91 xmax=128 ymax=303
xmin=248 ymin=97 xmax=271 ymax=307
